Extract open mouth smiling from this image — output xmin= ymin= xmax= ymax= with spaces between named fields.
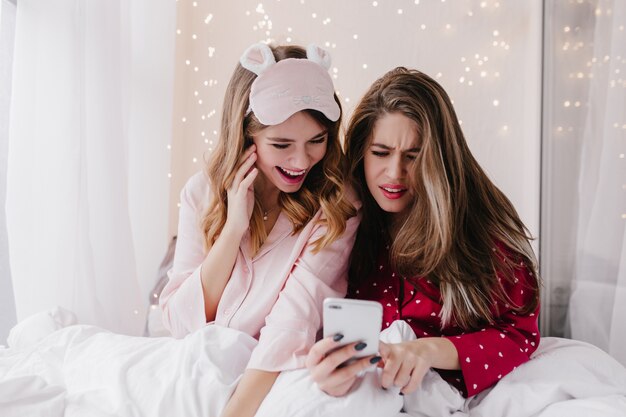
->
xmin=276 ymin=166 xmax=307 ymax=184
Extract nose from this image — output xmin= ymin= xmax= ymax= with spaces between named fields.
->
xmin=386 ymin=154 xmax=407 ymax=179
xmin=290 ymin=146 xmax=311 ymax=169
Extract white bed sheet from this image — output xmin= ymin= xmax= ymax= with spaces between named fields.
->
xmin=1 ymin=308 xmax=625 ymax=417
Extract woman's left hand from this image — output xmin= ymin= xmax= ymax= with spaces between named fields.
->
xmin=378 ymin=340 xmax=434 ymax=395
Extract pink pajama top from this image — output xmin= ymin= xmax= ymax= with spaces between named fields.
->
xmin=160 ymin=172 xmax=359 ymax=372
xmin=351 ymin=245 xmax=540 ymax=397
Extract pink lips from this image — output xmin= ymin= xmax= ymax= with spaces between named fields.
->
xmin=379 ymin=183 xmax=408 ymax=200
xmin=276 ymin=166 xmax=306 ymax=185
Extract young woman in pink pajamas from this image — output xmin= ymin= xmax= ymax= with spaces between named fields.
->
xmin=307 ymin=67 xmax=541 ymax=398
xmin=160 ymin=43 xmax=358 ymax=417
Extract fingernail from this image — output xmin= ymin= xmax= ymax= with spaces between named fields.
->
xmin=355 ymin=342 xmax=367 ymax=351
xmin=333 ymin=333 xmax=344 ymax=342
xmin=399 ymin=392 xmax=404 ymax=396
xmin=369 ymin=356 xmax=382 ymax=364
xmin=381 ymin=387 xmax=387 ymax=391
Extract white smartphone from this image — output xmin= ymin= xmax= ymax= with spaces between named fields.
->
xmin=322 ymin=298 xmax=383 ymax=359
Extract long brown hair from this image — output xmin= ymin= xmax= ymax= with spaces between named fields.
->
xmin=346 ymin=67 xmax=540 ymax=329
xmin=202 ymin=45 xmax=355 ymax=255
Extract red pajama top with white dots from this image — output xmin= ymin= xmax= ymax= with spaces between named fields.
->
xmin=350 ymin=247 xmax=540 ymax=397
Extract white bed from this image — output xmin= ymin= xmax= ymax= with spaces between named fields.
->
xmin=1 ymin=308 xmax=625 ymax=417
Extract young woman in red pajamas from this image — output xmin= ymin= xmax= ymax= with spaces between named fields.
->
xmin=306 ymin=67 xmax=541 ymax=398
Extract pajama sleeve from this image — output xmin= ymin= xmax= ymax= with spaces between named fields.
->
xmin=444 ymin=262 xmax=540 ymax=397
xmin=159 ymin=173 xmax=209 ymax=338
xmin=246 ymin=214 xmax=360 ymax=372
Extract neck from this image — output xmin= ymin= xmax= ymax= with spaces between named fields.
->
xmin=254 ymin=172 xmax=280 ymax=211
xmin=387 ymin=211 xmax=407 ymax=241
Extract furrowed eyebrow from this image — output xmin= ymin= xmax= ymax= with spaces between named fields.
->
xmin=309 ymin=131 xmax=328 ymax=140
xmin=370 ymin=143 xmax=420 ymax=153
xmin=267 ymin=130 xmax=328 ymax=143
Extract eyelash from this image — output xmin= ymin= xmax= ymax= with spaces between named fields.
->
xmin=271 ymin=137 xmax=326 ymax=149
xmin=371 ymin=151 xmax=418 ymax=160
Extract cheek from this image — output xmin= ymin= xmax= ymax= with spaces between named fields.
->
xmin=363 ymin=162 xmax=381 ymax=196
xmin=310 ymin=144 xmax=327 ymax=165
xmin=255 ymin=147 xmax=280 ymax=168
xmin=407 ymin=167 xmax=418 ymax=191
xmin=363 ymin=157 xmax=379 ymax=183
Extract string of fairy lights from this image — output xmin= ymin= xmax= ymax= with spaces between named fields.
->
xmin=171 ymin=0 xmax=518 ymax=185
xmin=164 ymin=0 xmax=625 ymax=243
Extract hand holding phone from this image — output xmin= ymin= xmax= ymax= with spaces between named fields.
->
xmin=322 ymin=298 xmax=382 ymax=359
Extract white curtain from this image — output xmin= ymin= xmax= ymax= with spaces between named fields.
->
xmin=6 ymin=0 xmax=175 ymax=336
xmin=0 ymin=0 xmax=18 ymax=345
xmin=567 ymin=0 xmax=626 ymax=365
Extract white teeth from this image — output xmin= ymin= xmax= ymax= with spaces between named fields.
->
xmin=280 ymin=167 xmax=306 ymax=176
xmin=382 ymin=187 xmax=405 ymax=193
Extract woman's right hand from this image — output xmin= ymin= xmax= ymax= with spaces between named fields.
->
xmin=224 ymin=145 xmax=258 ymax=236
xmin=305 ymin=335 xmax=381 ymax=397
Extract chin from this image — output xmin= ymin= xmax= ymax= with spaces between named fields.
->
xmin=381 ymin=205 xmax=406 ymax=214
xmin=278 ymin=184 xmax=303 ymax=194
xmin=372 ymin=197 xmax=403 ymax=213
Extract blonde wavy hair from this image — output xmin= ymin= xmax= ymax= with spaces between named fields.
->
xmin=202 ymin=44 xmax=355 ymax=255
xmin=345 ymin=67 xmax=541 ymax=329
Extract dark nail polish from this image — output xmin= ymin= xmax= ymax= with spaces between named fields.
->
xmin=370 ymin=356 xmax=382 ymax=364
xmin=399 ymin=392 xmax=404 ymax=396
xmin=333 ymin=333 xmax=344 ymax=342
xmin=355 ymin=342 xmax=367 ymax=351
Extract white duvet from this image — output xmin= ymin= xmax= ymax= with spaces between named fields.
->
xmin=1 ymin=308 xmax=625 ymax=417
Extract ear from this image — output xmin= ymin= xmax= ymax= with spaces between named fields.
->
xmin=240 ymin=43 xmax=276 ymax=75
xmin=306 ymin=44 xmax=332 ymax=70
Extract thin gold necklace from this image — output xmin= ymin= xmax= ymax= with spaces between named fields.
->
xmin=262 ymin=205 xmax=279 ymax=221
